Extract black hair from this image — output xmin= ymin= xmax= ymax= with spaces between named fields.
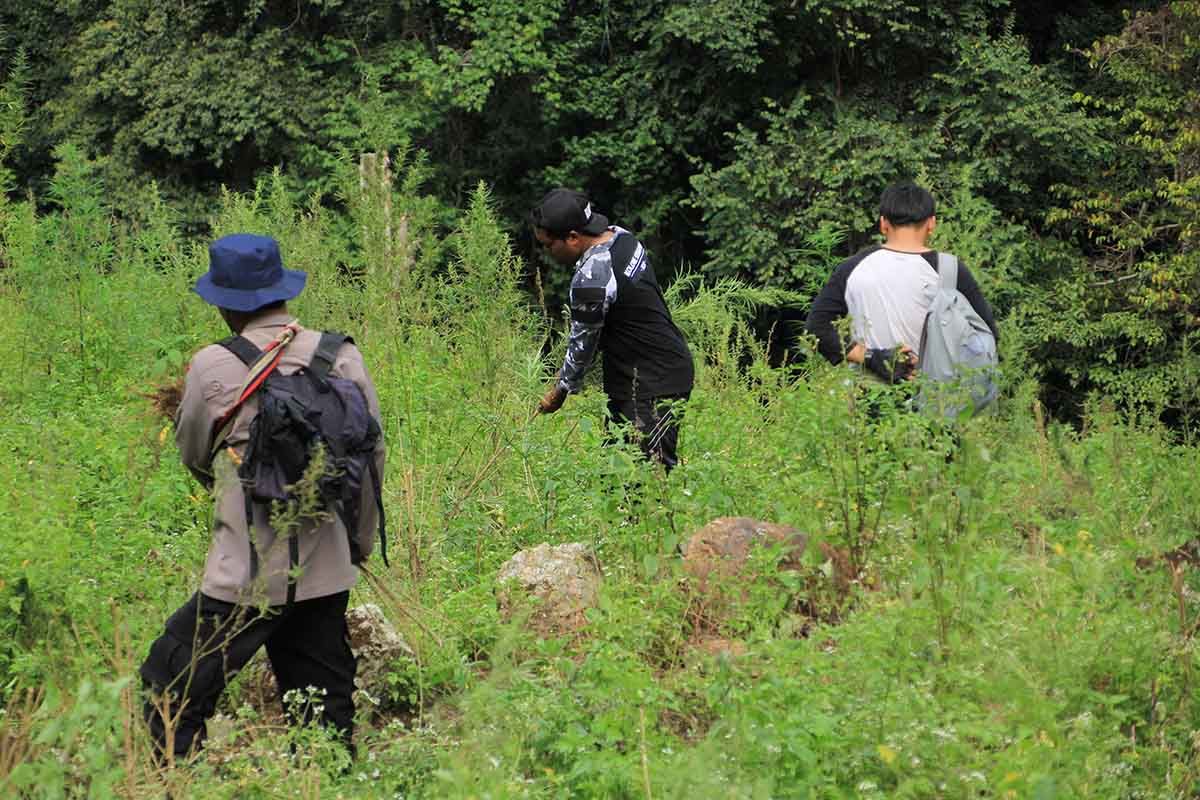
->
xmin=879 ymin=182 xmax=935 ymax=227
xmin=218 ymin=299 xmax=287 ymax=315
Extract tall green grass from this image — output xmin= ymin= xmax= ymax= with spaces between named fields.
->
xmin=0 ymin=150 xmax=1197 ymax=798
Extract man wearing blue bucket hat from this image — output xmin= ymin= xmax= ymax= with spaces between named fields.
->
xmin=192 ymin=233 xmax=308 ymax=312
xmin=139 ymin=233 xmax=386 ymax=763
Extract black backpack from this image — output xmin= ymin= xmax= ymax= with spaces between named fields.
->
xmin=218 ymin=332 xmax=387 ymax=602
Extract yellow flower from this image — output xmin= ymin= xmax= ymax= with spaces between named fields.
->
xmin=877 ymin=744 xmax=898 ymax=766
xmin=1052 ymin=543 xmax=1066 ymax=556
xmin=158 ymin=424 xmax=170 ymax=444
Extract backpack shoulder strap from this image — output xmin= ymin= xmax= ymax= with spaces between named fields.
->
xmin=368 ymin=456 xmax=388 ymax=568
xmin=309 ymin=331 xmax=353 ymax=379
xmin=218 ymin=335 xmax=264 ymax=367
xmin=208 ymin=336 xmax=269 ymax=459
xmin=608 ymin=232 xmax=637 ymax=274
xmin=936 ymin=252 xmax=959 ymax=293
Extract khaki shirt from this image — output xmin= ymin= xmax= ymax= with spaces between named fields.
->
xmin=175 ymin=309 xmax=386 ymax=605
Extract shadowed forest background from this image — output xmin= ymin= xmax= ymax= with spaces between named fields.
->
xmin=2 ymin=0 xmax=1198 ymax=425
xmin=2 ymin=2 xmax=1200 ymax=798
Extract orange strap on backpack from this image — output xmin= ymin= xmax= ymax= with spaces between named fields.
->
xmin=209 ymin=322 xmax=300 ymax=459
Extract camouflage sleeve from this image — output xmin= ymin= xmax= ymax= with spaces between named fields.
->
xmin=558 ymin=250 xmax=618 ymax=393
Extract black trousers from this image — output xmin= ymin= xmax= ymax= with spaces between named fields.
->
xmin=139 ymin=590 xmax=356 ymax=760
xmin=606 ymin=392 xmax=689 ymax=472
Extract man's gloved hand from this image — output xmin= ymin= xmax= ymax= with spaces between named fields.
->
xmin=537 ymin=383 xmax=567 ymax=415
xmin=864 ymin=346 xmax=916 ymax=384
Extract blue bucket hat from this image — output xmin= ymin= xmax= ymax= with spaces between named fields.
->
xmin=193 ymin=234 xmax=306 ymax=311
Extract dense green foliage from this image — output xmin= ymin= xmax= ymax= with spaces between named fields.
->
xmin=1 ymin=3 xmax=1200 ymax=796
xmin=2 ymin=0 xmax=1198 ymax=419
xmin=2 ymin=152 xmax=1200 ymax=797
xmin=1031 ymin=3 xmax=1200 ymax=424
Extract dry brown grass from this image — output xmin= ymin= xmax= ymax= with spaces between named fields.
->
xmin=145 ymin=375 xmax=185 ymax=420
xmin=0 ymin=687 xmax=42 ymax=787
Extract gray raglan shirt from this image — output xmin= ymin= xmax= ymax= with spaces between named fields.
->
xmin=805 ymin=246 xmax=998 ymax=365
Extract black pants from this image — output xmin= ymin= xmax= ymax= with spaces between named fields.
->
xmin=606 ymin=392 xmax=689 ymax=472
xmin=140 ymin=591 xmax=356 ymax=760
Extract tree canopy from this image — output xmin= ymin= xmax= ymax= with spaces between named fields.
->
xmin=1 ymin=0 xmax=1197 ymax=423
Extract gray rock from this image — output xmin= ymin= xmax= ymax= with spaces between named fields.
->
xmin=236 ymin=603 xmax=413 ymax=715
xmin=346 ymin=603 xmax=414 ymax=700
xmin=497 ymin=542 xmax=602 ymax=635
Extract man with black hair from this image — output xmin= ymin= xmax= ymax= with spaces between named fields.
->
xmin=530 ymin=188 xmax=694 ymax=471
xmin=805 ymin=182 xmax=998 ymax=383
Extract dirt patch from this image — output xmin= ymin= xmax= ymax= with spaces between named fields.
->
xmin=658 ymin=702 xmax=717 ymax=743
xmin=691 ymin=636 xmax=748 ymax=658
xmin=1137 ymin=537 xmax=1200 ymax=572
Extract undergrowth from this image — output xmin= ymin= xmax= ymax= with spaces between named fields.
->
xmin=0 ymin=152 xmax=1197 ymax=798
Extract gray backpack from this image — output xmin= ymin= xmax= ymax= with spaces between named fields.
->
xmin=915 ymin=253 xmax=999 ymax=419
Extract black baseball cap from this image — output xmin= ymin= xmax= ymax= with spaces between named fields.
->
xmin=530 ymin=188 xmax=610 ymax=236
